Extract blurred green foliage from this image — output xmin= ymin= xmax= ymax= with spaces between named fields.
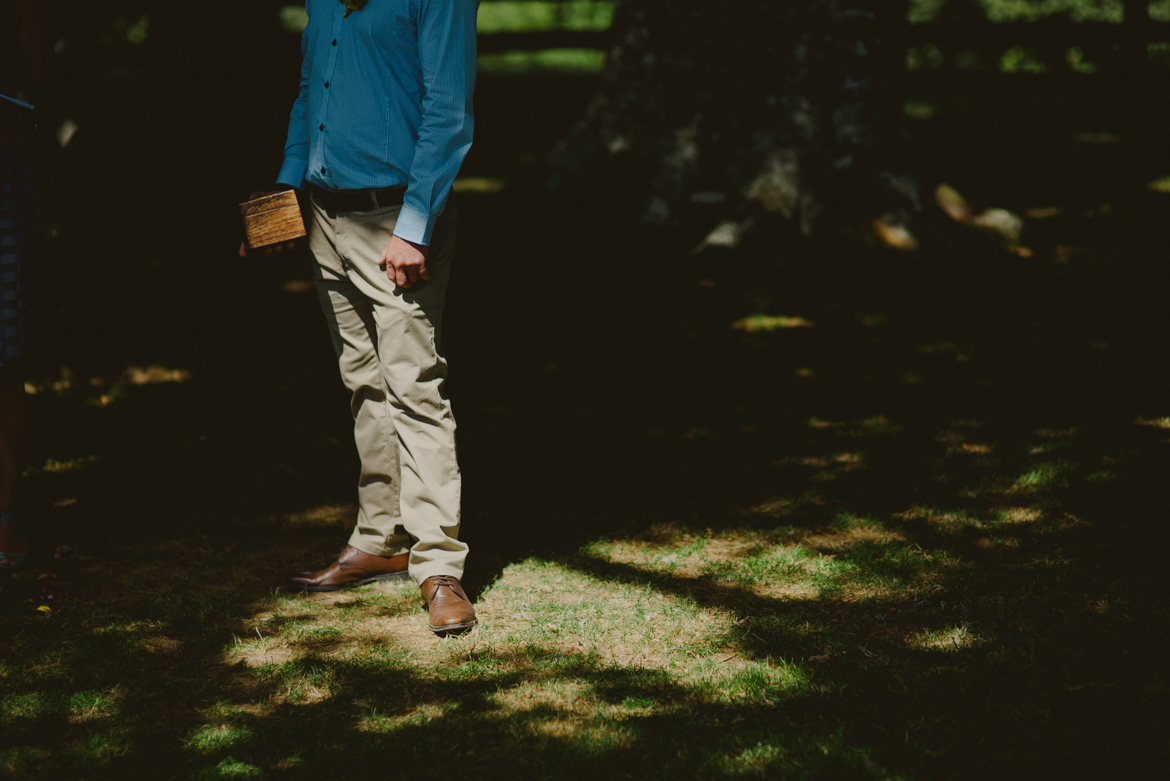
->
xmin=911 ymin=0 xmax=1123 ymax=23
xmin=913 ymin=0 xmax=1170 ymax=23
xmin=478 ymin=1 xmax=614 ymax=34
xmin=275 ymin=2 xmax=614 ymax=35
xmin=977 ymin=0 xmax=1123 ymax=22
xmin=907 ymin=0 xmax=1170 ymax=75
xmin=477 ymin=48 xmax=606 ymax=74
xmin=275 ymin=1 xmax=615 ymax=72
xmin=218 ymin=2 xmax=1170 ymax=79
xmin=279 ymin=5 xmax=309 ymax=33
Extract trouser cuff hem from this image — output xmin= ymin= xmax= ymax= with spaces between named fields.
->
xmin=409 ymin=566 xmax=465 ymax=586
xmin=348 ymin=537 xmax=411 ymax=559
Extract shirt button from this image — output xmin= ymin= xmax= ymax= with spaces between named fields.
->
xmin=321 ymin=167 xmax=327 ymax=174
xmin=324 ymin=81 xmax=330 ymax=88
xmin=319 ymin=124 xmax=324 ymax=131
xmin=332 ymin=39 xmax=337 ymax=46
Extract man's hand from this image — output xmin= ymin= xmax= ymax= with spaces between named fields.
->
xmin=380 ymin=235 xmax=430 ymax=288
xmin=239 ymin=190 xmax=299 ymax=258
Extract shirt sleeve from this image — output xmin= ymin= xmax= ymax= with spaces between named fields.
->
xmin=277 ymin=17 xmax=313 ymax=191
xmin=393 ymin=0 xmax=478 ymax=246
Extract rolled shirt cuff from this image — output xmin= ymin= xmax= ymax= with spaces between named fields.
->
xmin=277 ymin=157 xmax=308 ymax=192
xmin=393 ymin=203 xmax=435 ymax=246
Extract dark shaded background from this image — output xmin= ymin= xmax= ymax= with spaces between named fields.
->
xmin=4 ymin=2 xmax=1169 ymax=777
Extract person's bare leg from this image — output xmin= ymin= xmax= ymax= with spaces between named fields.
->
xmin=0 ymin=365 xmax=28 ymax=561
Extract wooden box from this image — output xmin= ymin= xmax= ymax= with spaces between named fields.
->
xmin=239 ymin=190 xmax=307 ymax=250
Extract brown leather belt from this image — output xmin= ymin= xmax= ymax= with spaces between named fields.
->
xmin=311 ymin=185 xmax=406 ymax=213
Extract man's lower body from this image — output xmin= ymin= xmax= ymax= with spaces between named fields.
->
xmin=286 ymin=188 xmax=474 ymax=636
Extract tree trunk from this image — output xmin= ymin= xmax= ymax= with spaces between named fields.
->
xmin=550 ymin=0 xmax=920 ymax=238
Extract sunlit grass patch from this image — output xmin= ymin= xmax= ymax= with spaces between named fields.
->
xmin=898 ymin=505 xmax=985 ymax=532
xmin=821 ymin=540 xmax=960 ymax=599
xmin=2 ymin=687 xmax=123 ymax=760
xmin=230 ymin=582 xmax=428 ymax=669
xmin=480 ymin=558 xmax=727 ymax=667
xmin=481 ymin=646 xmax=808 ymax=720
xmin=488 ymin=676 xmax=596 ymax=714
xmin=772 ymin=452 xmax=868 ymax=483
xmin=67 ymin=689 xmax=121 ymax=724
xmin=1028 ymin=442 xmax=1072 ymax=457
xmin=703 ymin=661 xmax=810 ymax=704
xmin=0 ymin=691 xmax=51 ymax=722
xmin=958 ymin=476 xmax=1014 ymax=499
xmin=255 ymin=658 xmax=341 ymax=705
xmin=911 ymin=623 xmax=984 ymax=652
xmin=359 ymin=702 xmax=458 ymax=734
xmin=849 ymin=415 xmax=904 ymax=437
xmin=995 ymin=506 xmax=1043 ymax=525
xmin=717 ymin=741 xmax=789 ymax=776
xmin=186 ymin=724 xmax=255 ymax=755
xmin=731 ymin=314 xmax=815 ymax=332
xmin=23 ymin=364 xmax=191 ymax=399
xmin=281 ymin=503 xmax=357 ymax=529
xmin=121 ymin=365 xmax=193 ymax=386
xmin=1135 ymin=416 xmax=1170 ymax=430
xmin=583 ymin=521 xmax=943 ymax=605
xmin=714 ymin=732 xmax=883 ymax=778
xmin=700 ymin=545 xmax=856 ymax=591
xmin=1011 ymin=459 xmax=1074 ymax=491
xmin=582 ymin=530 xmax=716 ymax=578
xmin=23 ymin=454 xmax=97 ymax=477
xmin=746 ymin=489 xmax=828 ymax=522
xmin=198 ymin=758 xmax=263 ymax=779
xmin=945 ymin=442 xmax=995 ymax=456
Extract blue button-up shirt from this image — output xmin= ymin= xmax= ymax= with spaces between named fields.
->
xmin=277 ymin=0 xmax=478 ymax=246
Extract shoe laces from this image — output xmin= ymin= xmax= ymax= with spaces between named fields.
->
xmin=427 ymin=576 xmax=465 ymax=599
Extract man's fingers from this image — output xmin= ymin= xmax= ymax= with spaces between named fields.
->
xmin=239 ymin=242 xmax=248 ymax=258
xmin=380 ymin=235 xmax=431 ymax=289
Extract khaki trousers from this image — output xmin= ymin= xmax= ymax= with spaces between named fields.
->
xmin=308 ymin=194 xmax=466 ymax=583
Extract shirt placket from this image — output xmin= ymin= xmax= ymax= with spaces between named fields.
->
xmin=316 ymin=9 xmax=346 ymax=189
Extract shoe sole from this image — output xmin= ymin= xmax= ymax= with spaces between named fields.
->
xmin=429 ymin=618 xmax=478 ymax=637
xmin=286 ymin=570 xmax=411 ymax=592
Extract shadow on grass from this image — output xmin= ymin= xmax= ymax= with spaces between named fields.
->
xmin=4 ymin=92 xmax=1170 ymax=778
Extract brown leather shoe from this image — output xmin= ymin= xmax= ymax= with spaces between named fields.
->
xmin=286 ymin=545 xmax=409 ymax=592
xmin=420 ymin=575 xmax=477 ymax=636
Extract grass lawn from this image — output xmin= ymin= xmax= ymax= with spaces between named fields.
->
xmin=2 ymin=88 xmax=1169 ymax=778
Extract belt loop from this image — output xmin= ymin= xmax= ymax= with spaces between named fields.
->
xmin=370 ymin=191 xmax=380 ymax=210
